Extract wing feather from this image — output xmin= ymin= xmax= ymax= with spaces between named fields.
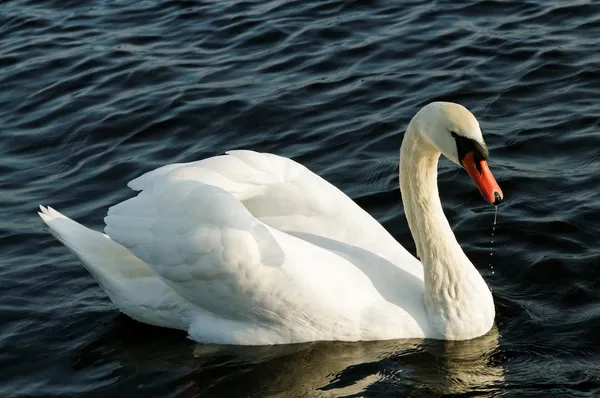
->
xmin=105 ymin=180 xmax=292 ymax=321
xmin=121 ymin=151 xmax=417 ymax=273
xmin=105 ymin=151 xmax=421 ymax=325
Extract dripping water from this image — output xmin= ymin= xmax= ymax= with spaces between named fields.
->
xmin=489 ymin=206 xmax=498 ymax=277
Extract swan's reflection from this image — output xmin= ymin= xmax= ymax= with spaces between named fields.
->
xmin=73 ymin=316 xmax=503 ymax=397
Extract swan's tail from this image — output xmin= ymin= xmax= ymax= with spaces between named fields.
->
xmin=38 ymin=205 xmax=155 ymax=283
xmin=38 ymin=206 xmax=192 ymax=329
xmin=39 ymin=205 xmax=102 ymax=256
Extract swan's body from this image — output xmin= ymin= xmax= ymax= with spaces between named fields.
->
xmin=39 ymin=102 xmax=503 ymax=345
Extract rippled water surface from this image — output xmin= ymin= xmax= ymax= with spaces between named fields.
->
xmin=3 ymin=0 xmax=600 ymax=396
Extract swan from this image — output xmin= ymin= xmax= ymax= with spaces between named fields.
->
xmin=39 ymin=101 xmax=503 ymax=345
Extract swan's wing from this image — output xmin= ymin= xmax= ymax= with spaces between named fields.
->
xmin=126 ymin=150 xmax=417 ymax=272
xmin=104 ymin=181 xmax=281 ymax=321
xmin=103 ymin=180 xmax=378 ymax=330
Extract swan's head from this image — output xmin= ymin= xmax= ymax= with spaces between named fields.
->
xmin=416 ymin=102 xmax=503 ymax=205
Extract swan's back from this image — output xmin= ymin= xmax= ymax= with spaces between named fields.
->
xmin=128 ymin=150 xmax=421 ymax=278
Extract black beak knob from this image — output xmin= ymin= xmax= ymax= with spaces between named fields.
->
xmin=492 ymin=191 xmax=503 ymax=206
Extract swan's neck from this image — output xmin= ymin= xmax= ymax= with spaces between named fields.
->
xmin=400 ymin=118 xmax=494 ymax=340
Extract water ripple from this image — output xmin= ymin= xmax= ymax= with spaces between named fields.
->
xmin=2 ymin=0 xmax=600 ymax=396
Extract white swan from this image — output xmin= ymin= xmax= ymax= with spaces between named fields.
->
xmin=39 ymin=102 xmax=503 ymax=345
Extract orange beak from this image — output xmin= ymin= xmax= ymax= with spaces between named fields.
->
xmin=461 ymin=152 xmax=503 ymax=205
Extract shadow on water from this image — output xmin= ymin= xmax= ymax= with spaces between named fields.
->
xmin=73 ymin=316 xmax=503 ymax=397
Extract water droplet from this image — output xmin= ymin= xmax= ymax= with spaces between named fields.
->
xmin=488 ymin=206 xmax=498 ymax=280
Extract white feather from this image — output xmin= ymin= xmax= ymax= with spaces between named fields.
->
xmin=38 ymin=102 xmax=497 ymax=344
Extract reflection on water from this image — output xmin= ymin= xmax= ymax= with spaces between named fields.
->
xmin=74 ymin=316 xmax=503 ymax=397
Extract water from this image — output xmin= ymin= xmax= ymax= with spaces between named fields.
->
xmin=2 ymin=0 xmax=600 ymax=396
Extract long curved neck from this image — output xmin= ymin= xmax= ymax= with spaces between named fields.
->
xmin=399 ymin=117 xmax=494 ymax=340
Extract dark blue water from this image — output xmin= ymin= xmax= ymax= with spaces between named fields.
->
xmin=2 ymin=0 xmax=600 ymax=396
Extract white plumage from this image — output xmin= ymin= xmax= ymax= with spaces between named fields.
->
xmin=39 ymin=102 xmax=501 ymax=345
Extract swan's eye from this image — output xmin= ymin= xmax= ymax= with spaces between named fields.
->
xmin=451 ymin=131 xmax=488 ymax=169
